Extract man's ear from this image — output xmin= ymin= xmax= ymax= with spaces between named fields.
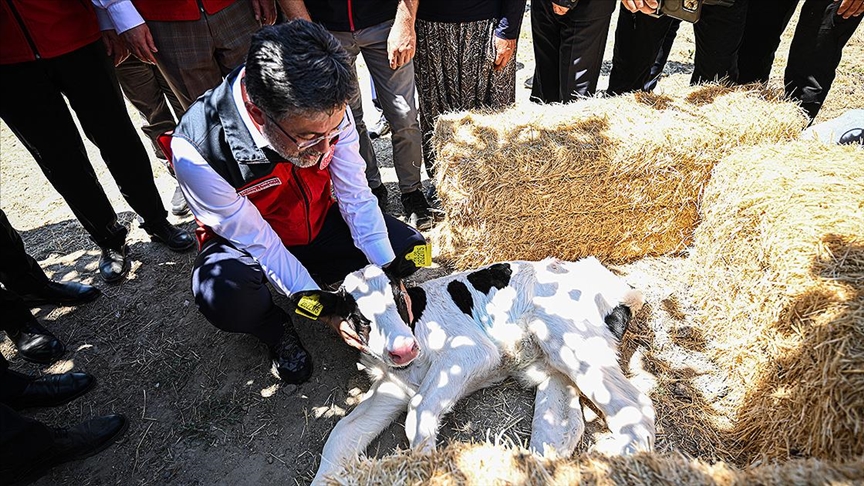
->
xmin=245 ymin=101 xmax=266 ymax=126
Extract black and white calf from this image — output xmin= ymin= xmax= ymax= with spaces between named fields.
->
xmin=312 ymin=257 xmax=655 ymax=484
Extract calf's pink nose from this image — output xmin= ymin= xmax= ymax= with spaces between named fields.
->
xmin=388 ymin=337 xmax=419 ymax=366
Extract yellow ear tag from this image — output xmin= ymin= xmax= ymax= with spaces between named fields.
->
xmin=405 ymin=243 xmax=432 ymax=268
xmin=295 ymin=294 xmax=323 ymax=320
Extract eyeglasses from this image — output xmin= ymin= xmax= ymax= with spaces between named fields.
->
xmin=266 ymin=112 xmax=351 ymax=150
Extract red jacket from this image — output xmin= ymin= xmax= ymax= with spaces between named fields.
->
xmin=131 ymin=0 xmax=238 ymax=22
xmin=0 ymin=0 xmax=101 ymax=64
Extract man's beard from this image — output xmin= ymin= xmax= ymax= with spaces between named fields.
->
xmin=263 ymin=125 xmax=324 ymax=168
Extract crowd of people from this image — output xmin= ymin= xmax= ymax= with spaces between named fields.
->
xmin=1 ymin=0 xmax=861 ymax=483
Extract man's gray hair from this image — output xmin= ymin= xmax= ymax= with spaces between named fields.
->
xmin=245 ymin=20 xmax=357 ymax=119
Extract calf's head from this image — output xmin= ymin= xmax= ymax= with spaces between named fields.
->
xmin=333 ymin=265 xmax=420 ymax=367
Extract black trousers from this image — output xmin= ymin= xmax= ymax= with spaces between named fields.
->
xmin=0 ymin=41 xmax=168 ymax=251
xmin=530 ymin=0 xmax=616 ymax=102
xmin=0 ymin=355 xmax=54 ymax=484
xmin=608 ymin=0 xmax=749 ymax=95
xmin=191 ymin=206 xmax=426 ymax=346
xmin=644 ymin=19 xmax=681 ymax=91
xmin=0 ymin=210 xmax=46 ymax=333
xmin=737 ymin=0 xmax=861 ymax=120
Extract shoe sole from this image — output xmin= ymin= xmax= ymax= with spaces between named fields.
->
xmin=171 ymin=207 xmax=191 ymax=216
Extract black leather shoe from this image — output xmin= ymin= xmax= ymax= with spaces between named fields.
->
xmin=143 ymin=220 xmax=195 ymax=252
xmin=9 ymin=414 xmax=128 ymax=485
xmin=5 ymin=372 xmax=96 ymax=410
xmin=269 ymin=326 xmax=312 ymax=384
xmin=18 ymin=280 xmax=101 ymax=307
xmin=401 ymin=189 xmax=435 ymax=231
xmin=99 ymin=245 xmax=130 ymax=283
xmin=8 ymin=321 xmax=65 ymax=364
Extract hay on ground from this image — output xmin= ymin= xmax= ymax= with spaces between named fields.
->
xmin=326 ymin=443 xmax=864 ymax=486
xmin=685 ymin=141 xmax=864 ymax=462
xmin=430 ymin=84 xmax=806 ymax=269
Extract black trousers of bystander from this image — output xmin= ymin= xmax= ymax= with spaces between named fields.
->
xmin=0 ymin=41 xmax=168 ymax=251
xmin=737 ymin=0 xmax=862 ymax=120
xmin=608 ymin=0 xmax=749 ymax=95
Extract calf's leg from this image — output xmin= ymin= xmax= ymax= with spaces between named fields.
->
xmin=405 ymin=349 xmax=498 ymax=452
xmin=530 ymin=316 xmax=655 ymax=454
xmin=529 ymin=370 xmax=584 ymax=457
xmin=313 ymin=379 xmax=409 ymax=485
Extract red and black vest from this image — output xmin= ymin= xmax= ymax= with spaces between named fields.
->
xmin=173 ymin=67 xmax=335 ymax=249
xmin=0 ymin=0 xmax=100 ymax=64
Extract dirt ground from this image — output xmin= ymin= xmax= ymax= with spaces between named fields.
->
xmin=1 ymin=5 xmax=861 ymax=485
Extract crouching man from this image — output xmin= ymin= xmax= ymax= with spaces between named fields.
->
xmin=172 ymin=20 xmax=426 ymax=384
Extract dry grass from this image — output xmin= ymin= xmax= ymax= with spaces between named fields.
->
xmin=686 ymin=141 xmax=864 ymax=462
xmin=429 ymin=84 xmax=806 ymax=269
xmin=328 ymin=443 xmax=864 ymax=486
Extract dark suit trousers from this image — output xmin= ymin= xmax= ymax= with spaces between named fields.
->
xmin=0 ymin=210 xmax=45 ymax=333
xmin=608 ymin=0 xmax=749 ymax=95
xmin=737 ymin=0 xmax=862 ymax=120
xmin=0 ymin=356 xmax=53 ymax=484
xmin=0 ymin=41 xmax=167 ymax=251
xmin=530 ymin=0 xmax=616 ymax=102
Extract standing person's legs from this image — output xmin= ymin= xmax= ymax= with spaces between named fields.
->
xmin=115 ymin=56 xmax=178 ymax=146
xmin=147 ymin=18 xmax=221 ymax=109
xmin=558 ymin=0 xmax=616 ymax=100
xmin=691 ymin=0 xmax=749 ymax=85
xmin=607 ymin=9 xmax=672 ymax=95
xmin=736 ymin=0 xmax=799 ymax=84
xmin=530 ymin=0 xmax=564 ymax=103
xmin=0 ymin=58 xmax=127 ymax=252
xmin=357 ymin=21 xmax=424 ymax=195
xmin=644 ymin=19 xmax=681 ymax=91
xmin=0 ymin=403 xmax=54 ymax=480
xmin=785 ymin=0 xmax=862 ymax=120
xmin=52 ymin=42 xmax=168 ymax=229
xmin=329 ymin=30 xmax=383 ymax=192
xmin=208 ymin=0 xmax=260 ymax=77
xmin=414 ymin=19 xmax=454 ymax=170
xmin=0 ymin=210 xmax=49 ymax=295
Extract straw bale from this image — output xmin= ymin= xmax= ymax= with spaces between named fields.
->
xmin=328 ymin=443 xmax=864 ymax=486
xmin=685 ymin=141 xmax=864 ymax=462
xmin=430 ymin=84 xmax=806 ymax=269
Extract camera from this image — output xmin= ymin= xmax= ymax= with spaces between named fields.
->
xmin=651 ymin=0 xmax=703 ymax=23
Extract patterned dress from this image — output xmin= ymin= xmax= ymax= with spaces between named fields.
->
xmin=414 ymin=17 xmax=520 ymax=170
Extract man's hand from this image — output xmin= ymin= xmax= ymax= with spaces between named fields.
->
xmin=388 ymin=16 xmax=416 ymax=69
xmin=552 ymin=3 xmax=570 ymax=16
xmin=321 ymin=315 xmax=365 ymax=351
xmin=621 ymin=0 xmax=660 ymax=14
xmin=251 ymin=0 xmax=277 ymax=25
xmin=493 ymin=37 xmax=517 ymax=72
xmin=837 ymin=0 xmax=864 ymax=18
xmin=101 ymin=29 xmax=130 ymax=66
xmin=121 ymin=24 xmax=158 ymax=64
xmin=277 ymin=0 xmax=312 ymax=20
